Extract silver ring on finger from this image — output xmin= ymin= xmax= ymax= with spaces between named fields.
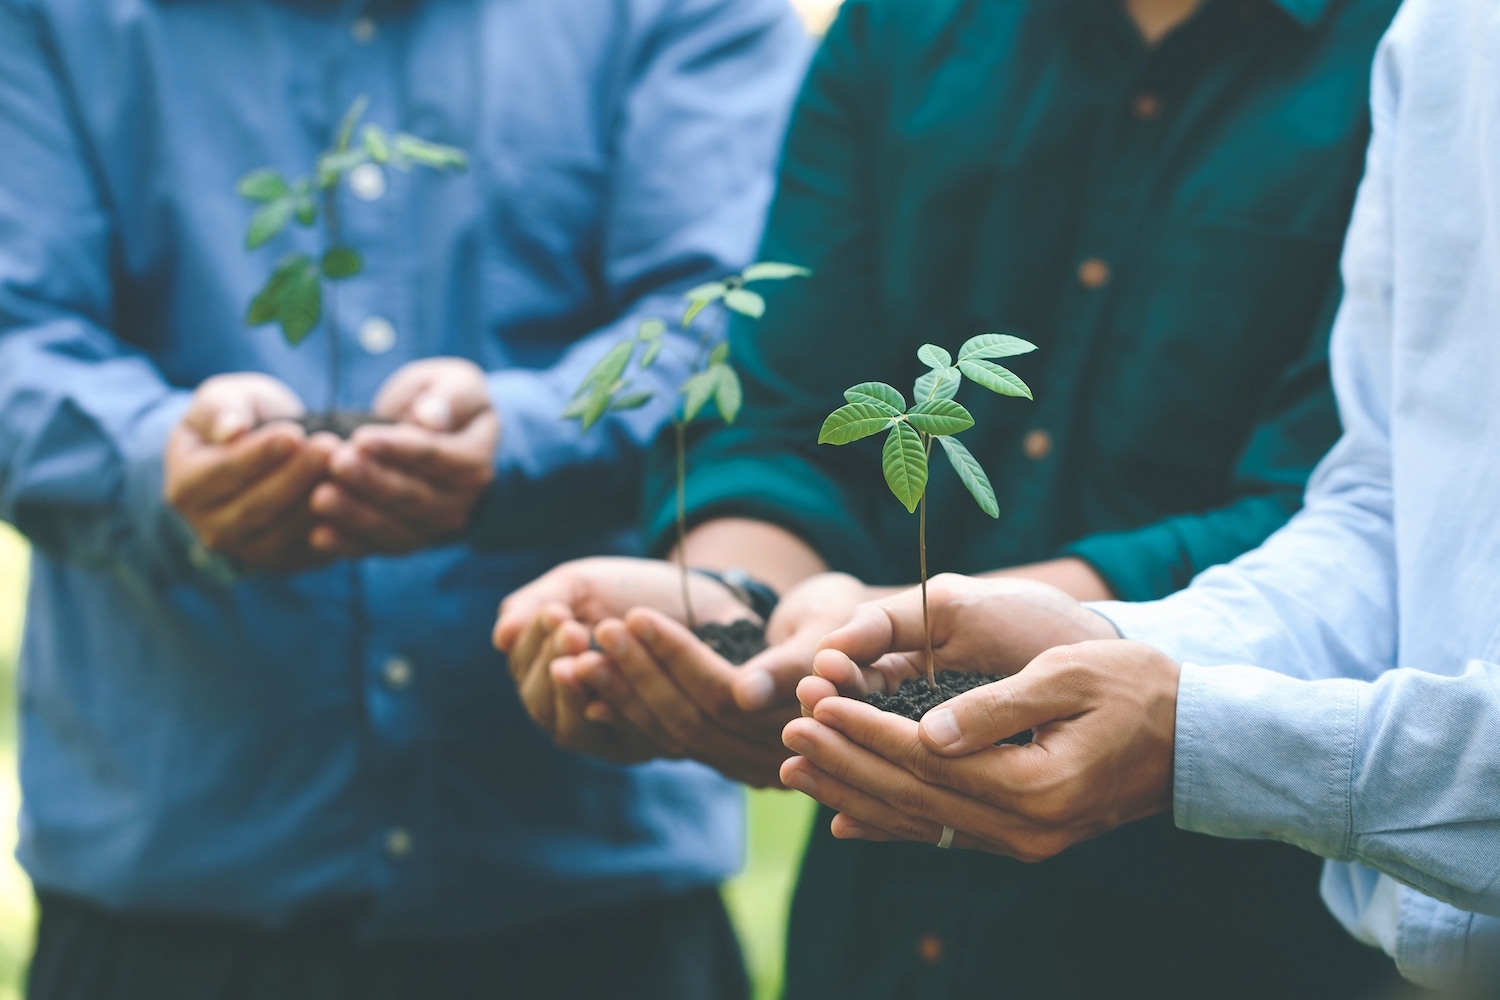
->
xmin=936 ymin=825 xmax=955 ymax=849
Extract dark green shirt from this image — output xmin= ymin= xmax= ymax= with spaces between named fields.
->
xmin=645 ymin=0 xmax=1404 ymax=996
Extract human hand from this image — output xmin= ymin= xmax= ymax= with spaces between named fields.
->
xmin=310 ymin=358 xmax=500 ymax=556
xmin=164 ymin=373 xmax=336 ymax=572
xmin=780 ymin=640 xmax=1181 ymax=861
xmin=797 ymin=573 xmax=1118 ymax=712
xmin=562 ymin=572 xmax=862 ymax=785
xmin=493 ymin=557 xmax=752 ymax=760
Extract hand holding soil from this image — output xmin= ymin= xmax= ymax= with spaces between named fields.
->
xmin=165 ymin=373 xmax=338 ymax=572
xmin=781 ymin=639 xmax=1180 ymax=863
xmin=308 ymin=358 xmax=499 ymax=557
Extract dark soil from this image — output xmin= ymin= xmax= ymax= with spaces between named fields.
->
xmin=693 ymin=619 xmax=767 ymax=666
xmin=284 ymin=411 xmax=390 ymax=439
xmin=867 ymin=670 xmax=1032 ymax=745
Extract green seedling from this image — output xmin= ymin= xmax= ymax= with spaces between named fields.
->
xmin=237 ymin=95 xmax=467 ymax=413
xmin=566 ymin=262 xmax=810 ymax=628
xmin=819 ymin=335 xmax=1037 ymax=687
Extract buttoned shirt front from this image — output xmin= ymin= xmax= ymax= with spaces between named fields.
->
xmin=1101 ymin=0 xmax=1500 ymax=990
xmin=0 ymin=0 xmax=808 ymax=937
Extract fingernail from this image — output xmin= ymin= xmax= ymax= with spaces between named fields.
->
xmin=922 ymin=707 xmax=962 ymax=749
xmin=212 ymin=411 xmax=250 ymax=443
xmin=738 ymin=670 xmax=775 ymax=711
xmin=414 ymin=395 xmax=452 ymax=431
xmin=631 ymin=618 xmax=656 ymax=643
xmin=781 ymin=769 xmax=813 ymax=794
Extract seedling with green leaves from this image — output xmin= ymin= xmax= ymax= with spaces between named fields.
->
xmin=818 ymin=335 xmax=1037 ymax=687
xmin=565 ymin=262 xmax=810 ymax=629
xmin=237 ymin=95 xmax=467 ymax=423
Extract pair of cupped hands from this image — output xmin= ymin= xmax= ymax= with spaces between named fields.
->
xmin=495 ymin=564 xmax=1184 ymax=863
xmin=163 ymin=358 xmax=500 ymax=572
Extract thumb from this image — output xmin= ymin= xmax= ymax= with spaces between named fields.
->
xmin=918 ymin=648 xmax=1084 ymax=755
xmin=733 ymin=636 xmax=815 ymax=712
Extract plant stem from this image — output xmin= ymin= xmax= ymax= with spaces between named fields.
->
xmin=919 ymin=489 xmax=934 ymax=689
xmin=675 ymin=418 xmax=696 ymax=630
xmin=323 ymin=186 xmax=341 ymax=416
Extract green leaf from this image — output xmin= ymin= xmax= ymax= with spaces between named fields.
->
xmin=318 ymin=149 xmax=367 ymax=188
xmin=741 ymin=262 xmax=811 ymax=282
xmin=914 ymin=365 xmax=961 ymax=402
xmin=578 ymin=340 xmax=635 ymax=397
xmin=817 ymin=402 xmax=897 ymax=445
xmin=320 ymin=246 xmax=363 ymax=279
xmin=561 ymin=393 xmax=591 ymax=419
xmin=906 ymin=398 xmax=975 ymax=436
xmin=248 ymin=255 xmax=323 ymax=345
xmin=917 ymin=343 xmax=952 ymax=369
xmin=237 ymin=169 xmax=289 ymax=203
xmin=937 ymin=436 xmax=999 ymax=518
xmin=336 ymin=95 xmax=370 ymax=153
xmin=393 ymin=134 xmax=469 ymax=170
xmin=363 ymin=124 xmax=390 ymax=163
xmin=580 ymin=382 xmax=614 ymax=429
xmin=682 ymin=283 xmax=726 ymax=327
xmin=294 ymin=191 xmax=317 ymax=226
xmin=246 ymin=198 xmax=293 ymax=248
xmin=844 ymin=381 xmax=904 ymax=415
xmin=713 ymin=364 xmax=743 ymax=424
xmin=724 ymin=288 xmax=765 ymax=319
xmin=958 ymin=333 xmax=1038 ymax=362
xmin=709 ymin=341 xmax=730 ymax=366
xmin=958 ymin=358 xmax=1033 ymax=399
xmin=640 ymin=338 xmax=663 ymax=368
xmin=881 ymin=421 xmax=927 ymax=514
xmin=610 ymin=391 xmax=654 ymax=412
xmin=681 ymin=369 xmax=718 ymax=422
xmin=638 ymin=318 xmax=666 ymax=340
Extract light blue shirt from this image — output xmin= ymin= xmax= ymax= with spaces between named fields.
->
xmin=1097 ymin=0 xmax=1500 ymax=990
xmin=0 ymin=0 xmax=807 ymax=937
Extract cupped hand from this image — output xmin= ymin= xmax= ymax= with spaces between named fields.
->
xmin=310 ymin=358 xmax=500 ymax=556
xmin=164 ymin=373 xmax=336 ymax=572
xmin=798 ymin=573 xmax=1119 ymax=713
xmin=779 ymin=640 xmax=1180 ymax=862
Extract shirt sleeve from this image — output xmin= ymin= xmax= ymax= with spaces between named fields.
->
xmin=0 ymin=0 xmax=199 ymax=580
xmin=639 ymin=1 xmax=898 ymax=575
xmin=1062 ymin=274 xmax=1342 ymax=602
xmin=469 ymin=0 xmax=810 ymax=550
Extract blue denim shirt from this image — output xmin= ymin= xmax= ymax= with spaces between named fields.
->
xmin=1099 ymin=1 xmax=1500 ymax=989
xmin=0 ymin=0 xmax=807 ymax=937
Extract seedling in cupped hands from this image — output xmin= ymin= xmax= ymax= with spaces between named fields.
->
xmin=236 ymin=95 xmax=467 ymax=435
xmin=819 ymin=335 xmax=1037 ymax=689
xmin=564 ymin=263 xmax=809 ymax=652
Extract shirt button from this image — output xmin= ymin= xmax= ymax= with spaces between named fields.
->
xmin=1023 ymin=429 xmax=1053 ymax=461
xmin=383 ymin=656 xmax=413 ymax=689
xmin=385 ymin=827 xmax=413 ymax=859
xmin=1078 ymin=258 xmax=1111 ymax=289
xmin=358 ymin=316 xmax=397 ymax=354
xmin=349 ymin=162 xmax=386 ymax=201
xmin=1131 ymin=92 xmax=1162 ymax=121
xmin=917 ymin=932 xmax=945 ymax=964
xmin=351 ymin=15 xmax=376 ymax=43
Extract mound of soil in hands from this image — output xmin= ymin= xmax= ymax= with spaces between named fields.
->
xmin=693 ymin=619 xmax=767 ymax=666
xmin=867 ymin=670 xmax=1032 ymax=745
xmin=290 ymin=411 xmax=391 ymax=439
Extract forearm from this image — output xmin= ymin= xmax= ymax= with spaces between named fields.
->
xmin=678 ymin=517 xmax=827 ymax=595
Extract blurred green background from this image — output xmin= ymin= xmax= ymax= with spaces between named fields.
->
xmin=0 ymin=524 xmax=814 ymax=1000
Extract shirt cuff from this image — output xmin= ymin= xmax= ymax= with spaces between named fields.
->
xmin=1173 ymin=662 xmax=1360 ymax=860
xmin=1394 ymin=887 xmax=1500 ymax=993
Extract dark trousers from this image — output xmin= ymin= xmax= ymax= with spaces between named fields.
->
xmin=28 ymin=887 xmax=747 ymax=1000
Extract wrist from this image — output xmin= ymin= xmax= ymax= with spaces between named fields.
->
xmin=689 ymin=566 xmax=780 ymax=622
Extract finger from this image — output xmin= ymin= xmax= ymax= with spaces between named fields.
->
xmin=308 ymin=483 xmax=424 ymax=553
xmin=621 ymin=609 xmax=740 ymax=718
xmin=326 ymin=445 xmax=452 ymax=527
xmin=185 ymin=375 xmax=306 ymax=444
xmin=197 ymin=435 xmax=334 ymax=548
xmin=496 ymin=574 xmax=583 ymax=653
xmin=734 ymin=632 xmax=818 ymax=712
xmin=587 ymin=619 xmax=686 ymax=751
xmin=918 ymin=648 xmax=1086 ymax=755
xmin=829 ymin=812 xmax=992 ymax=852
xmin=811 ymin=648 xmax=877 ymax=698
xmin=168 ymin=424 xmax=304 ymax=512
xmin=351 ymin=422 xmax=494 ymax=486
xmin=796 ymin=675 xmax=840 ymax=716
xmin=778 ymin=751 xmax=946 ymax=843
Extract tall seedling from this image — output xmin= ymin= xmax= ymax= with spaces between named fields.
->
xmin=565 ymin=263 xmax=810 ymax=628
xmin=237 ymin=96 xmax=467 ymax=413
xmin=819 ymin=335 xmax=1037 ymax=687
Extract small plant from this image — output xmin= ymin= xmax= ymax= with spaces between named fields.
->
xmin=818 ymin=335 xmax=1037 ymax=688
xmin=236 ymin=95 xmax=467 ymax=425
xmin=565 ymin=263 xmax=809 ymax=631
